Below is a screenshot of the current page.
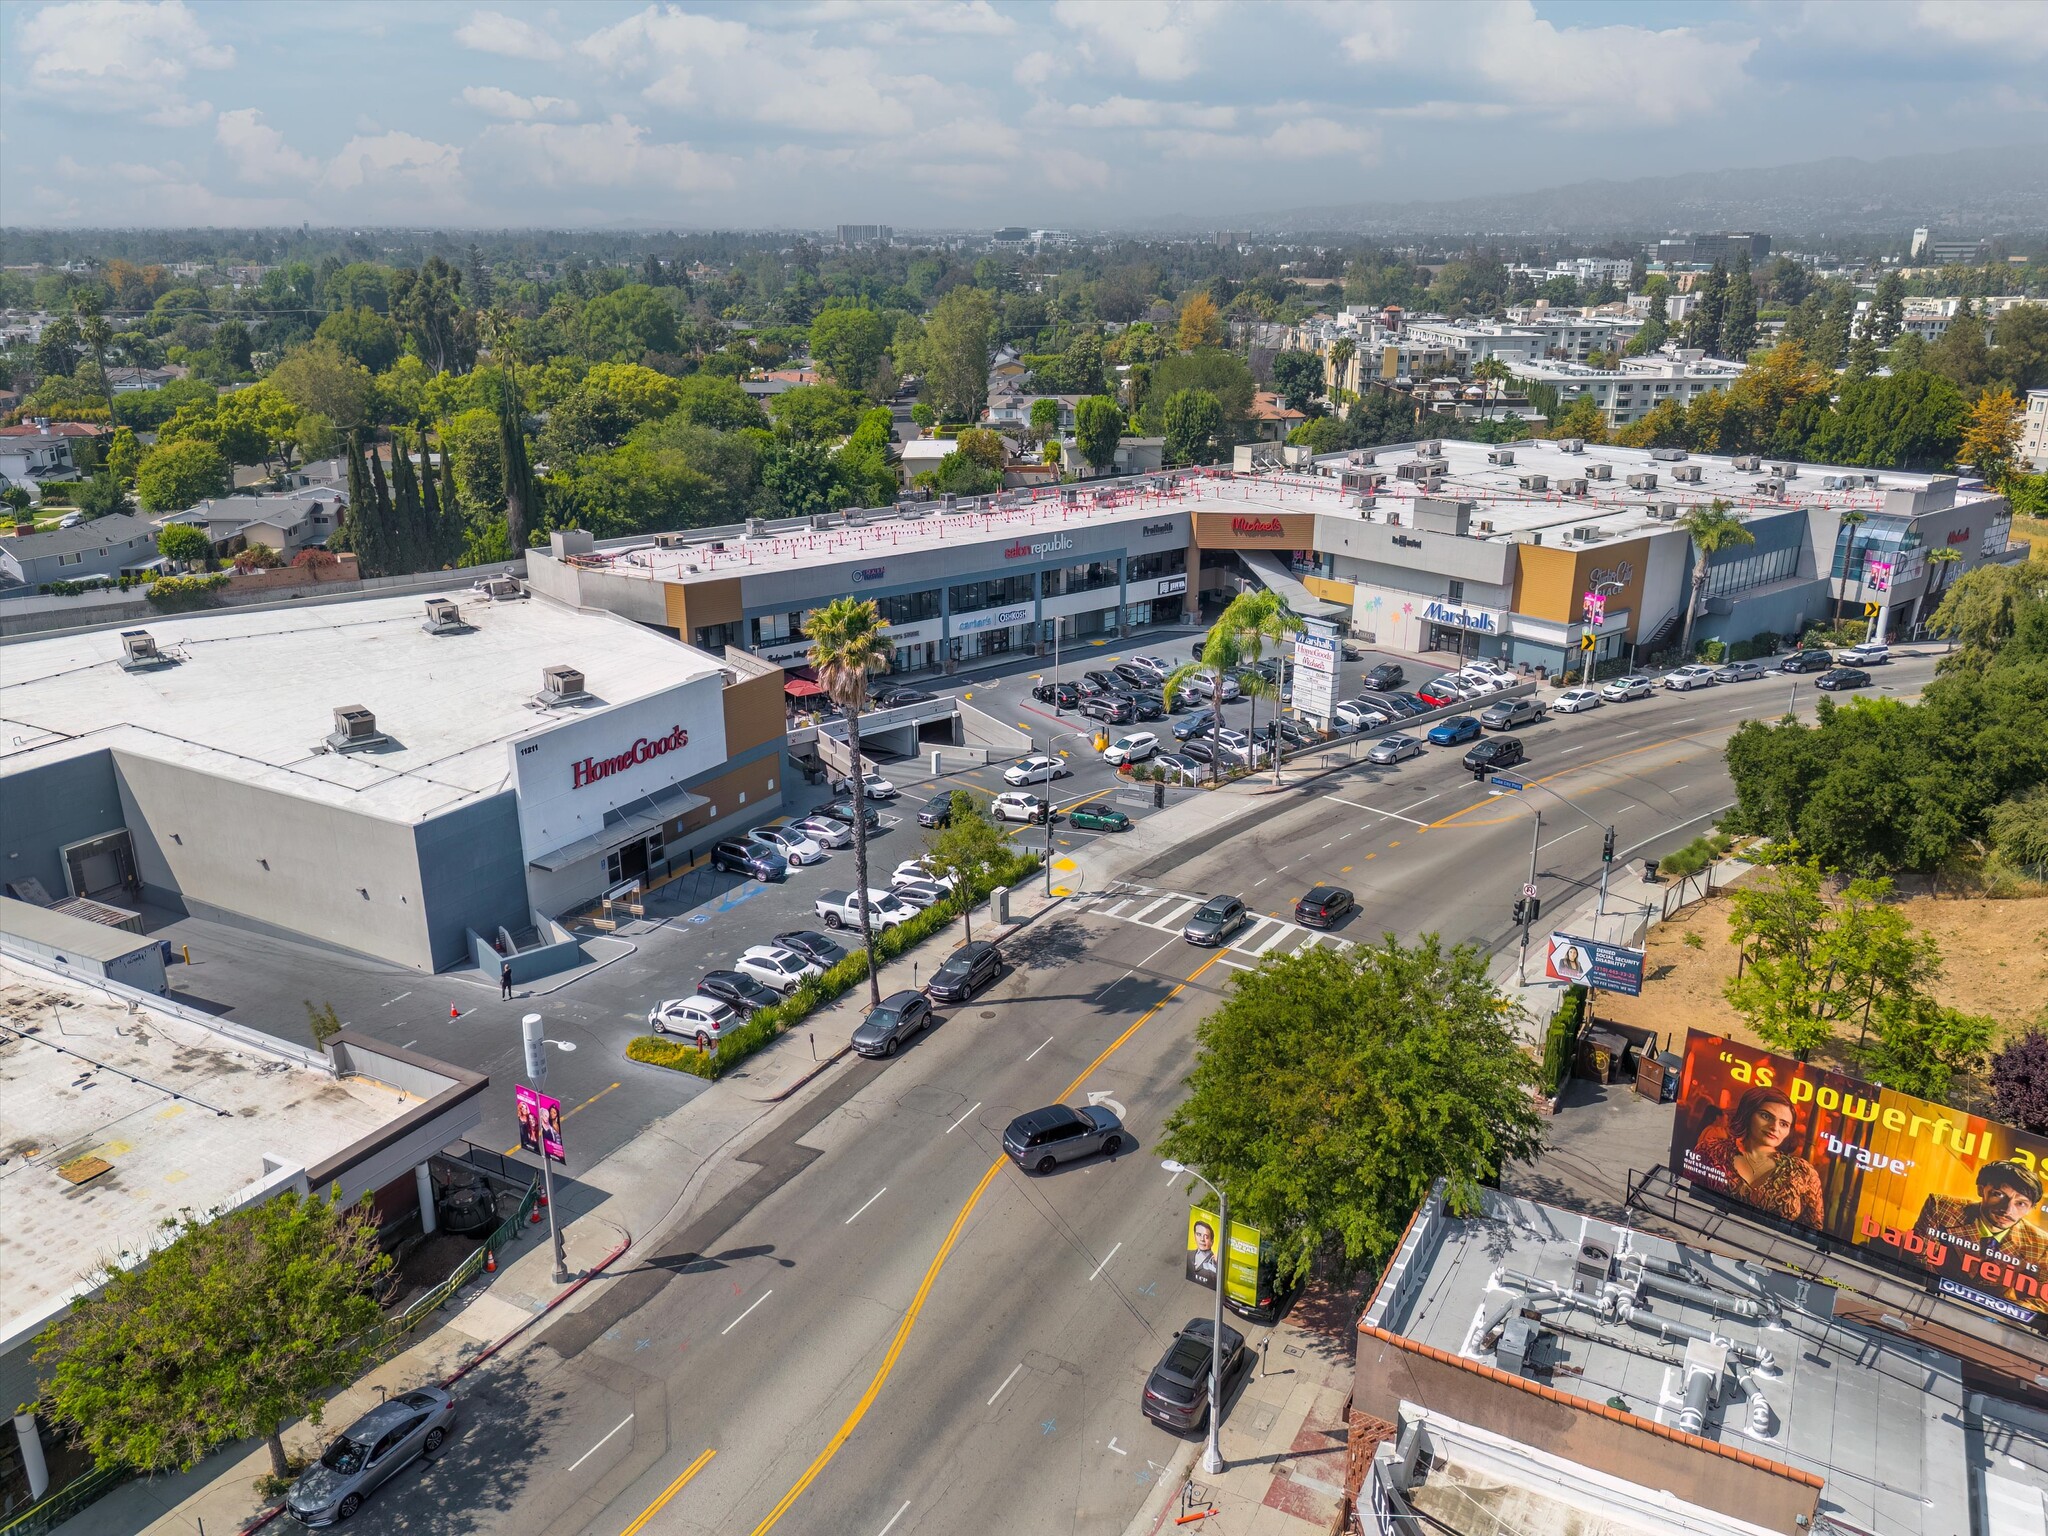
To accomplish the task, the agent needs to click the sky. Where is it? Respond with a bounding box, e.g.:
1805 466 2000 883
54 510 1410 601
2 0 2044 230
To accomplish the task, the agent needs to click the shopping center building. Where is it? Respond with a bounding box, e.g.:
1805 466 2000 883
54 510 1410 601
526 439 2016 684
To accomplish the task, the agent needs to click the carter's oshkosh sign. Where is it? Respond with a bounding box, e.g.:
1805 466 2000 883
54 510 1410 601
1004 533 1074 560
571 726 689 789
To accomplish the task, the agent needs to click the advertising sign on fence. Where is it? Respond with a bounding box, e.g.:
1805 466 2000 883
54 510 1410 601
1544 932 1646 995
516 1084 566 1164
1671 1030 2048 1332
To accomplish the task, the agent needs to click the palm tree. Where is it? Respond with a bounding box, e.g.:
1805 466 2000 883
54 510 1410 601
72 289 118 428
1328 339 1355 413
1471 356 1511 420
1834 509 1868 629
1162 622 1244 787
1676 500 1755 661
807 596 894 1007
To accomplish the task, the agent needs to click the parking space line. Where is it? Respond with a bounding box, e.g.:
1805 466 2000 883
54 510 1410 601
1026 1035 1054 1061
567 1413 634 1474
988 1363 1025 1406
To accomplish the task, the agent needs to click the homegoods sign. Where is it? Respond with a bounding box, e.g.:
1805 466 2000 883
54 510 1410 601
572 725 689 790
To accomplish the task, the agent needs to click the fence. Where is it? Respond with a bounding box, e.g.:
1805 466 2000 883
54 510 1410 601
0 1463 129 1536
376 1176 540 1349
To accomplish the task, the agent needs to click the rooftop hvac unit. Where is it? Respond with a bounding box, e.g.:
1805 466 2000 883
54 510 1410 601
1860 472 1880 488
1571 525 1603 543
422 597 465 634
1573 1234 1615 1296
118 629 171 670
1626 472 1659 491
1415 439 1443 456
1517 473 1548 492
326 704 388 753
539 665 589 706
1487 448 1516 466
1651 504 1681 521
1556 438 1585 454
1770 462 1800 479
1350 450 1377 466
1559 477 1588 497
1649 448 1689 462
1586 462 1613 481
1732 455 1762 472
1477 519 1495 533
1756 477 1787 497
1671 463 1704 483
654 532 690 549
1496 1315 1539 1378
472 575 525 601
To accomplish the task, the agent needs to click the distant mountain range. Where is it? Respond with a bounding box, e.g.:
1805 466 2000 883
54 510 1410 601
1247 147 2048 240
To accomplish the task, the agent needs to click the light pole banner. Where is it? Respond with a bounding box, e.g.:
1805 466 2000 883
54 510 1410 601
1186 1205 1261 1307
516 1084 566 1163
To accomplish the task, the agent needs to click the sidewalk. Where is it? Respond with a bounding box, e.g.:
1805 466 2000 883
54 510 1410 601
1121 1281 1359 1536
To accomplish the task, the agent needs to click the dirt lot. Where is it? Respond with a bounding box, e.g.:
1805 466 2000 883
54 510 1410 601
1595 874 2048 1059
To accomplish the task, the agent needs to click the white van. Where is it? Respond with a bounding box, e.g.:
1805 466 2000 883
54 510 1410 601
1103 731 1158 765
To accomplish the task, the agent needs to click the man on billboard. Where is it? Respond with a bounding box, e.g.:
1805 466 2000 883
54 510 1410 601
1916 1161 2048 1269
1685 1083 1825 1227
1187 1218 1220 1286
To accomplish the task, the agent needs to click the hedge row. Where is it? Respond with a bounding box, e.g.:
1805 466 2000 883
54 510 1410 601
146 573 230 610
1539 985 1586 1096
626 850 1044 1080
1656 830 1737 880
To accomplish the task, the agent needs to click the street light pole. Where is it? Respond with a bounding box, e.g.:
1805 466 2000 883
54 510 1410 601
1520 807 1541 983
521 1012 570 1285
1162 1159 1229 1475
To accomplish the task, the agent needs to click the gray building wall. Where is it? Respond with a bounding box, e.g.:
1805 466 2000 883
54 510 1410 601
1 749 125 898
414 792 530 972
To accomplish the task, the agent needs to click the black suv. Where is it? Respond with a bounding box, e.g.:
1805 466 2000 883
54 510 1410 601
1294 885 1354 928
710 838 786 880
927 940 1001 1001
1032 680 1081 710
773 930 847 970
917 792 956 828
819 799 881 828
1815 666 1871 691
1463 736 1526 773
697 969 782 1015
1081 694 1135 724
1142 1318 1251 1433
1363 663 1405 691
1778 649 1834 674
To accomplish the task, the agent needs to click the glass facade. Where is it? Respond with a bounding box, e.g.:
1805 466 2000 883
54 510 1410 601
875 589 941 625
1126 548 1186 583
1830 515 1919 582
1703 543 1800 597
1044 559 1121 596
948 573 1037 613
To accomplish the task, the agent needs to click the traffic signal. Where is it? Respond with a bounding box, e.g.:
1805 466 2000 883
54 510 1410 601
1580 633 1596 651
1526 894 1540 923
1512 897 1527 925
1602 828 1615 863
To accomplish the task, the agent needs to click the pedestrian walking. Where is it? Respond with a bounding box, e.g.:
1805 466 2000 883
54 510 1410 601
500 960 513 1000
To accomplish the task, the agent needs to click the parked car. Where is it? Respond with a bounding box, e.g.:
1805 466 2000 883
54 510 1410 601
646 994 741 1048
1130 654 1172 678
1841 641 1890 666
790 814 853 848
286 1388 456 1526
1031 680 1081 709
1479 698 1545 730
1463 736 1527 772
830 770 899 800
1362 662 1405 691
1815 666 1872 691
1005 754 1073 786
1211 728 1265 764
1663 664 1717 691
1141 1319 1250 1434
1103 731 1159 765
1080 694 1136 725
1274 717 1323 749
813 889 915 930
747 825 825 865
1382 693 1428 717
1600 674 1654 702
1333 699 1390 733
817 800 881 829
875 686 937 708
852 989 934 1057
891 878 951 910
1177 737 1217 764
1119 689 1166 721
1295 885 1354 928
991 791 1050 823
733 944 822 992
773 930 847 970
1552 686 1603 714
891 858 957 892
1083 669 1120 693
697 969 783 1015
1003 1103 1126 1173
1778 649 1834 674
1427 715 1482 745
1366 734 1423 765
1069 804 1132 832
1172 708 1221 741
1415 679 1464 707
917 791 956 828
1711 660 1768 683
927 939 1002 1002
1429 675 1482 700
1183 894 1250 946
1152 754 1203 784
1114 661 1155 689
711 838 787 882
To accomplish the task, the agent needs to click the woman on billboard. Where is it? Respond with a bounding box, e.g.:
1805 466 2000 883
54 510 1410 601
1690 1085 1824 1226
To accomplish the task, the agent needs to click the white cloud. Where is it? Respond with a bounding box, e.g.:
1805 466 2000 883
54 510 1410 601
1149 119 1380 163
469 114 736 194
1051 0 1213 82
1014 50 1061 88
453 8 563 61
17 0 232 121
1038 147 1113 192
215 107 320 183
1046 95 1239 130
460 85 578 120
215 108 461 207
327 131 462 193
799 0 1014 39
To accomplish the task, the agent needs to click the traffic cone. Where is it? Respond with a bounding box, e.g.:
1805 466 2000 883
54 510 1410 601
450 1003 460 1020
485 1248 496 1272
529 1204 542 1225
538 1186 549 1208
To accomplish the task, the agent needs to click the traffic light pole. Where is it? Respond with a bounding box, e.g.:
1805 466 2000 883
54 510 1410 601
1518 808 1541 983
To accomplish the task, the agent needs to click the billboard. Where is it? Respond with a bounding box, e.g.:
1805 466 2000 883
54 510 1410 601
1290 631 1338 722
1545 932 1645 996
1186 1206 1263 1310
1671 1030 2048 1331
516 1084 566 1164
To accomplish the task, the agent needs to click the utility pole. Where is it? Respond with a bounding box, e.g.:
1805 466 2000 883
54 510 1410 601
522 1012 570 1285
1162 1160 1229 1475
1519 809 1540 982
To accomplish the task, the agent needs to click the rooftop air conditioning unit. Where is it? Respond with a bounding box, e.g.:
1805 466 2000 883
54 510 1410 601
1572 525 1602 543
1560 477 1588 497
654 532 689 549
1556 438 1585 454
1732 455 1762 472
1770 462 1800 479
1626 472 1658 491
472 575 525 601
118 629 165 669
1586 462 1613 481
1518 473 1549 492
326 705 388 753
1756 477 1787 497
1477 519 1495 533
1487 448 1516 466
422 597 465 634
1350 450 1377 466
1671 463 1704 483
1416 439 1443 456
1860 473 1880 488
1650 448 1688 463
539 665 589 706
1651 504 1680 521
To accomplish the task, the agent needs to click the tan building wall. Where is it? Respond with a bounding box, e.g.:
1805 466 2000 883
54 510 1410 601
673 754 781 841
721 669 788 757
1194 511 1318 550
662 576 743 637
1512 535 1652 639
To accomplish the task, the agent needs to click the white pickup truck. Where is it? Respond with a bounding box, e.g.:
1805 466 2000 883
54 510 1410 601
814 889 915 931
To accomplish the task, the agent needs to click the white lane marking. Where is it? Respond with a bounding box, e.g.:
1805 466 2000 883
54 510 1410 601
1107 1436 1129 1457
1615 730 1642 738
567 1414 634 1473
1216 954 1256 970
1321 841 1334 850
1339 830 1354 839
988 1363 1025 1406
1539 826 1585 850
1089 1242 1123 1281
1248 921 1295 957
947 1102 982 1134
383 991 412 1006
401 1040 417 1049
1325 797 1428 826
1401 792 1442 810
845 1188 887 1225
876 1501 911 1536
1558 742 1590 754
1669 783 1692 793
1130 895 1179 923
722 1290 773 1335
1026 1035 1054 1061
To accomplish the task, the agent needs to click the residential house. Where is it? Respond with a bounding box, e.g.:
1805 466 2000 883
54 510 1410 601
988 345 1029 387
0 513 165 595
159 492 345 559
982 391 1078 433
0 432 77 491
1246 391 1306 442
1058 436 1165 478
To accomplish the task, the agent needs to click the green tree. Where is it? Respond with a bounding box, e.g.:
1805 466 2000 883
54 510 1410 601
1928 298 1992 392
1927 557 2048 665
1028 397 1061 438
1547 395 1609 444
1805 370 1966 473
155 522 213 566
953 426 1006 472
1156 936 1543 1287
1991 302 2048 394
1073 395 1123 473
767 384 866 443
1719 252 1758 358
1676 500 1754 660
909 401 937 433
1162 388 1224 466
674 373 764 431
807 597 894 1008
136 438 229 512
389 255 466 374
810 307 890 394
581 362 686 423
923 791 1008 943
922 451 1003 498
1990 786 2048 880
1270 350 1323 415
270 341 375 431
924 286 995 422
1470 356 1511 419
496 377 537 548
1142 349 1254 435
34 1189 390 1480
314 306 401 373
1863 996 1995 1101
105 425 142 485
1684 263 1727 352
1871 271 1906 346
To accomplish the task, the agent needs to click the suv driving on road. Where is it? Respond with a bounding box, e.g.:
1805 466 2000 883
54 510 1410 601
1463 736 1526 772
1002 1104 1126 1172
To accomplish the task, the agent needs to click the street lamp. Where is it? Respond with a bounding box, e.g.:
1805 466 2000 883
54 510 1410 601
1161 1158 1229 1475
1043 727 1090 895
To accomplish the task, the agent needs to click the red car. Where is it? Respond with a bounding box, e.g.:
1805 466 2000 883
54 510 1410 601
1416 681 1462 707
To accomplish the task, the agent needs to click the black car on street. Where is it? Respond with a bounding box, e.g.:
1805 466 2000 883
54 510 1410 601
926 940 1002 1002
1295 885 1354 928
1032 681 1082 710
1463 736 1526 773
1779 649 1834 674
852 990 934 1057
819 799 881 829
1815 666 1872 691
1141 1318 1251 1433
917 791 956 828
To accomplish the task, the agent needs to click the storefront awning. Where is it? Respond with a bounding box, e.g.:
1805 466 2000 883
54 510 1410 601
783 676 827 698
1236 550 1348 621
527 789 708 872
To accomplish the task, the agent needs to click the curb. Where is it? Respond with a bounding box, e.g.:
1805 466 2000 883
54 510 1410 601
762 1043 853 1103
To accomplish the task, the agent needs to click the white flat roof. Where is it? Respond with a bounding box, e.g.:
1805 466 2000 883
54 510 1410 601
0 589 725 823
0 955 413 1348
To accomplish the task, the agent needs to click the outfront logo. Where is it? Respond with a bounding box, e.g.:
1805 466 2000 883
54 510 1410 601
571 726 688 789
1230 516 1285 535
850 566 887 584
1003 533 1074 560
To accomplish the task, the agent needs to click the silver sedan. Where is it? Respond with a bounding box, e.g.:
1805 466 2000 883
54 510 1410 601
1367 734 1423 765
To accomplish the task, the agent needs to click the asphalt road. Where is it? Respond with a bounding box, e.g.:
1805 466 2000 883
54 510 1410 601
320 651 1947 1536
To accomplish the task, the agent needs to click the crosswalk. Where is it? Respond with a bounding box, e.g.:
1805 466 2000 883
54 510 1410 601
1067 886 1353 966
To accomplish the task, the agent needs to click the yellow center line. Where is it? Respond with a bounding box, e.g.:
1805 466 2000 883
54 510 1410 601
618 1447 716 1536
739 949 1225 1536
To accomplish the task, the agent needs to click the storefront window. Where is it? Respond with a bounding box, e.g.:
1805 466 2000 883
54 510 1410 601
1126 549 1186 582
1045 559 1120 596
875 588 941 625
948 574 1036 613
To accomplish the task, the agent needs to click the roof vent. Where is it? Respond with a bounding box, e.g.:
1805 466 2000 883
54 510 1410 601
1671 463 1704 483
1649 448 1688 462
422 597 467 634
1769 462 1800 479
1559 477 1588 497
1487 448 1516 466
1651 502 1681 521
1556 438 1585 454
471 575 525 601
1626 472 1659 491
1732 455 1762 472
1586 462 1613 481
1518 472 1548 492
1477 519 1495 533
326 705 389 753
1571 526 1602 543
118 629 172 670
1756 477 1787 497
653 532 689 550
1415 439 1443 456
539 665 589 706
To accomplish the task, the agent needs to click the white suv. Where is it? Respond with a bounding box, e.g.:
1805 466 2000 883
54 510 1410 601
733 945 820 993
1664 665 1717 691
1103 732 1158 765
647 995 740 1049
991 791 1048 823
